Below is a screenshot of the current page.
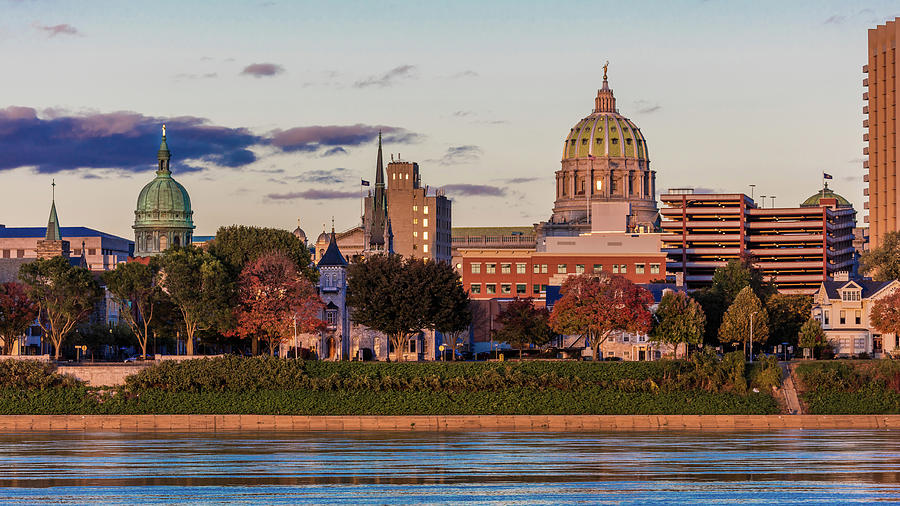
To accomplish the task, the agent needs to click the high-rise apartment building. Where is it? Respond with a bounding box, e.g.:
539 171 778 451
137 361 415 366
384 159 452 261
864 19 900 248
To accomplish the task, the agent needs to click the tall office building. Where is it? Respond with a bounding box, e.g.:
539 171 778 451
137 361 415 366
864 19 900 248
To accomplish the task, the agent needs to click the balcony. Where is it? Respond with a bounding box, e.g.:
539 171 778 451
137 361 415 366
864 201 870 209
863 147 869 155
863 159 869 168
864 133 869 141
864 188 869 196
863 106 868 114
863 92 869 101
863 119 869 128
863 78 869 87
863 65 868 73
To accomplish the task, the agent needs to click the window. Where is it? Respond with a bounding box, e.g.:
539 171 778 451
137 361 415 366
575 264 585 274
423 231 429 240
471 263 481 274
533 284 541 294
855 311 861 325
596 180 603 191
839 310 846 325
516 263 526 274
557 264 567 274
326 311 337 326
409 340 416 353
89 249 97 256
635 263 645 274
623 335 629 342
824 311 830 325
501 263 511 274
423 244 429 253
486 284 497 294
501 284 512 294
593 264 603 274
16 249 24 258
516 283 527 295
842 290 861 302
486 263 496 274
470 284 481 294
533 264 540 274
423 218 428 227
541 264 548 274
650 263 660 274
414 218 419 225
413 205 418 212
424 206 429 215
612 264 619 274
619 264 627 274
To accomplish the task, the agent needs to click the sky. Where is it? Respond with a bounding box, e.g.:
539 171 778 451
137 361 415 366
0 0 897 238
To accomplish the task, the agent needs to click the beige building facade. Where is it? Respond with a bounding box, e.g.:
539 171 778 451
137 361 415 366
811 276 900 357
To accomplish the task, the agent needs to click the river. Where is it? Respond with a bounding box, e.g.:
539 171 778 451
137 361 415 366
0 430 897 504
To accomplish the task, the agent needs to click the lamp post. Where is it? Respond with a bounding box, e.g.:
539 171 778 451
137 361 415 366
749 310 759 363
292 314 298 360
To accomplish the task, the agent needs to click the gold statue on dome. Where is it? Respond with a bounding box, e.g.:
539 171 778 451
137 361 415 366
603 61 609 80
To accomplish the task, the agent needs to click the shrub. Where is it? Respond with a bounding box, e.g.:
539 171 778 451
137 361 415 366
0 359 82 389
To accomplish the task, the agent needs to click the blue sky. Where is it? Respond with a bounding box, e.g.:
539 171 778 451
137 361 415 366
0 0 897 238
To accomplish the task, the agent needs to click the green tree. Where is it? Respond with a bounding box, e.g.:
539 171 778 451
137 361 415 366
347 255 464 362
0 282 38 355
798 317 826 358
493 298 553 359
428 261 472 361
651 291 706 358
694 256 775 344
860 231 900 281
102 260 162 359
549 274 654 362
718 286 769 359
766 294 813 347
208 225 316 282
18 257 102 360
157 246 232 355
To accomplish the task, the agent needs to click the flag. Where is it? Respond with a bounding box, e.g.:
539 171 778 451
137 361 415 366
361 179 370 186
823 172 833 180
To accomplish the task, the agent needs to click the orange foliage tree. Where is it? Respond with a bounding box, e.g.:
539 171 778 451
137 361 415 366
549 274 654 361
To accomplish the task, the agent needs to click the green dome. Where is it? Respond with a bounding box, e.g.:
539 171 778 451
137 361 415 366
562 78 649 161
134 172 194 228
801 185 852 208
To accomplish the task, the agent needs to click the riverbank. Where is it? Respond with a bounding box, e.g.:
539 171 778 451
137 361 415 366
3 414 900 431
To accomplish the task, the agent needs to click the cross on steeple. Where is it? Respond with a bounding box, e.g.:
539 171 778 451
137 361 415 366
51 178 56 201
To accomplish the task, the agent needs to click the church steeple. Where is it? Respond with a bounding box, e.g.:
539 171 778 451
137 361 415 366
374 131 385 211
157 124 171 176
45 179 61 241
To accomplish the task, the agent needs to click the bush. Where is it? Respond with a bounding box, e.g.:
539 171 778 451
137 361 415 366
0 359 82 389
796 360 900 414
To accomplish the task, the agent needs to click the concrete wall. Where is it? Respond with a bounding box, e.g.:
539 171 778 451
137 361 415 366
56 364 152 386
2 414 899 432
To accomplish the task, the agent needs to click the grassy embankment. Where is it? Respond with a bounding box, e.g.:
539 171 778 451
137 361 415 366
0 354 781 415
795 360 900 414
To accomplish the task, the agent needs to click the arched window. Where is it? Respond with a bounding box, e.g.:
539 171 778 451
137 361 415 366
173 235 180 247
159 235 168 251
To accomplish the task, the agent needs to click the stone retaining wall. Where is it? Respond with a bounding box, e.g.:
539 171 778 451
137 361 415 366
2 414 899 432
55 364 152 387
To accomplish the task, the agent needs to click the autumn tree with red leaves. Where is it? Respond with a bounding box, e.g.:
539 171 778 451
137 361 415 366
871 290 900 346
0 282 38 355
231 253 325 356
549 274 654 361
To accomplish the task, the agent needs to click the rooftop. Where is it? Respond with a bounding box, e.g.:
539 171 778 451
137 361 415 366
0 226 132 243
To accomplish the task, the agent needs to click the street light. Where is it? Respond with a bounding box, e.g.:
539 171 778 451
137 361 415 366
749 310 760 363
292 314 298 360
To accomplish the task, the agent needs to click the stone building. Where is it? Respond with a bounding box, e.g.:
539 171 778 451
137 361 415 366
315 227 351 360
536 66 659 238
313 134 451 263
133 126 195 256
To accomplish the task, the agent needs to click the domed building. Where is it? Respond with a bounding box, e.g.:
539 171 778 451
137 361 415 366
542 68 658 236
800 183 853 209
133 126 195 256
292 219 308 246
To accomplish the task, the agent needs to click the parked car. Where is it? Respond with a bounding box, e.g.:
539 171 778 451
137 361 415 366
124 354 154 363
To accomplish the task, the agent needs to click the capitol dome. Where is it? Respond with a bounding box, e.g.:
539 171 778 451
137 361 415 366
546 67 659 234
292 219 308 245
133 126 195 255
801 184 853 209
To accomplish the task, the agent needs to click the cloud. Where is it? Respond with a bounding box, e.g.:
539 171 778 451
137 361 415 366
354 65 416 88
441 184 505 197
450 70 478 79
453 110 475 118
271 124 420 152
322 146 348 157
503 177 540 184
33 23 80 37
294 168 351 184
267 189 358 201
175 72 218 80
634 100 661 114
437 145 482 165
240 63 285 78
0 106 261 174
823 15 846 24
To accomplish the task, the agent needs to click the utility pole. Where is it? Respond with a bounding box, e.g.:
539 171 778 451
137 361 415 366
749 310 759 363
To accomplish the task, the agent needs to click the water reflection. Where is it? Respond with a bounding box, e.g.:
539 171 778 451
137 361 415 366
0 430 897 504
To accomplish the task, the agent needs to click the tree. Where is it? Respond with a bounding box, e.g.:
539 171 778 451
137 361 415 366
860 231 900 281
718 286 768 358
651 291 706 358
798 318 826 357
157 246 232 355
208 225 316 282
18 257 102 360
347 255 463 362
766 294 813 347
102 260 162 359
493 298 552 359
428 259 472 361
230 253 325 356
694 256 775 344
871 290 900 344
0 282 38 355
549 274 654 362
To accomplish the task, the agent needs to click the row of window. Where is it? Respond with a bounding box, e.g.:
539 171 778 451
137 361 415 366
841 290 861 302
1 248 103 258
470 283 548 296
821 310 863 326
470 262 660 275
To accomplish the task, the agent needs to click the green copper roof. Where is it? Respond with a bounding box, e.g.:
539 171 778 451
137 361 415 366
45 199 61 241
562 113 648 161
134 128 194 230
801 185 853 208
